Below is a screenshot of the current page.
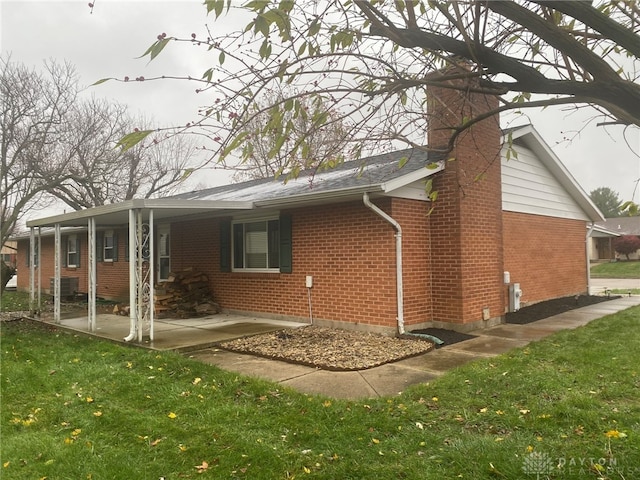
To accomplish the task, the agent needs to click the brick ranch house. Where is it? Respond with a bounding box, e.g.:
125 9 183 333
18 83 603 342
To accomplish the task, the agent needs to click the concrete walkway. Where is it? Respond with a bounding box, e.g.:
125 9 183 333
590 277 639 295
48 291 640 400
188 295 640 399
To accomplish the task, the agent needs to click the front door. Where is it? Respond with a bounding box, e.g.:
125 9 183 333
157 225 171 282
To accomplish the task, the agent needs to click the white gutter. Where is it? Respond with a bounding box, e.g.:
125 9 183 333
362 193 405 335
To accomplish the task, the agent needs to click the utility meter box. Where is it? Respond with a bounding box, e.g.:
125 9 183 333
508 283 522 312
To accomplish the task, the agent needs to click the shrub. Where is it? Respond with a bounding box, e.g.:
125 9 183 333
613 235 640 260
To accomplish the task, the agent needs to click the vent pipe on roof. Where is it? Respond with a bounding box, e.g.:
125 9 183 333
363 193 405 335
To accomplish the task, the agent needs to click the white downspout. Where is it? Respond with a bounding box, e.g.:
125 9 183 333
363 193 405 335
124 208 137 342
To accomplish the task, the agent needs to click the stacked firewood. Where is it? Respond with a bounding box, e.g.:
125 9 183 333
154 267 220 318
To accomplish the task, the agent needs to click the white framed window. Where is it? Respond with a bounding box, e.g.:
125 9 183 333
25 243 39 267
157 225 171 282
103 230 115 262
232 217 280 271
67 235 79 268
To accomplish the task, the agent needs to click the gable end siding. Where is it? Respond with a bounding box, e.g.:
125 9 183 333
501 145 589 221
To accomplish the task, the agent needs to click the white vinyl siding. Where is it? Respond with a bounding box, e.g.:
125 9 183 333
501 144 590 221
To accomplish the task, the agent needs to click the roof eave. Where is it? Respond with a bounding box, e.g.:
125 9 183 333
255 185 386 208
26 199 255 228
381 160 445 192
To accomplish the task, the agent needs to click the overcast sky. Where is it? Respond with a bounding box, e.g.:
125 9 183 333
2 0 639 204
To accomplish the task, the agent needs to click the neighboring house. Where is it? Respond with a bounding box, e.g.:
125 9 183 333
1 240 17 268
593 217 640 260
588 224 620 261
18 81 603 340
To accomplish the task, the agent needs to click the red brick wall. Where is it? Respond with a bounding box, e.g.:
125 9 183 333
503 212 588 305
16 230 130 301
171 198 433 330
95 231 129 300
426 74 505 325
390 198 433 327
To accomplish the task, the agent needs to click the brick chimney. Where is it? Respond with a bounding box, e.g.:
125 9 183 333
426 68 505 328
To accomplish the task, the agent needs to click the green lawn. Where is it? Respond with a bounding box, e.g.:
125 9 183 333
2 309 640 479
591 261 640 278
0 290 31 312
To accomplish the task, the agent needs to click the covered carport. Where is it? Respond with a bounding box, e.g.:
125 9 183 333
26 198 252 343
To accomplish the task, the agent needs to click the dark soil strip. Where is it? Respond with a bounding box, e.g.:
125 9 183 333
505 294 619 325
408 328 477 348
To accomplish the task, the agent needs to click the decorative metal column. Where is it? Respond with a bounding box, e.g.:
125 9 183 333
125 209 153 342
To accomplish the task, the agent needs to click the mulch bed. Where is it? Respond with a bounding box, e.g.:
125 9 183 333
505 294 619 325
409 294 621 346
218 326 435 371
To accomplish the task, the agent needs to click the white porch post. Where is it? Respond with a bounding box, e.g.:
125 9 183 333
37 228 42 312
54 224 61 324
88 217 97 332
29 228 36 314
136 208 144 343
149 209 155 341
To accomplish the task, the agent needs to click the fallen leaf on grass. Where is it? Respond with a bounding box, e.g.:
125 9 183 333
195 461 209 473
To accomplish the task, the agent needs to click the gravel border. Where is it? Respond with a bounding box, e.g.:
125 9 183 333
0 311 30 322
218 326 435 371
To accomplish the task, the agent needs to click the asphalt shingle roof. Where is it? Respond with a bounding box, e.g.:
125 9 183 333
596 217 640 235
173 148 440 202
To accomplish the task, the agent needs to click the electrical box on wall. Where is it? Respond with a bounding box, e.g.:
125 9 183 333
305 276 313 288
504 271 510 284
509 283 522 312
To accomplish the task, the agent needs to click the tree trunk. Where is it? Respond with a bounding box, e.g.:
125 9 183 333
1 260 16 295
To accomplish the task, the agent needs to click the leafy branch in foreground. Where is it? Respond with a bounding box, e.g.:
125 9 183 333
111 1 638 185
